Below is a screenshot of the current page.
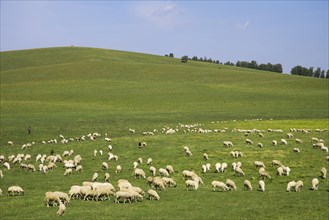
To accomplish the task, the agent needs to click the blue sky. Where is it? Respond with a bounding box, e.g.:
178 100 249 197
1 0 328 73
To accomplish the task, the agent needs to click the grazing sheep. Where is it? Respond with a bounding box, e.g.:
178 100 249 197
147 189 160 200
281 139 288 145
293 148 301 153
277 167 284 176
203 153 209 160
287 181 297 192
243 180 252 191
295 180 303 192
108 145 113 151
63 168 73 176
245 139 253 145
138 157 143 164
102 162 109 170
320 167 327 179
147 158 152 165
149 166 156 176
152 177 166 191
201 164 207 173
295 138 303 144
75 165 83 172
162 177 177 187
166 165 174 174
287 133 294 139
259 170 271 179
3 162 10 170
159 168 169 177
235 167 245 176
321 146 328 152
211 181 229 192
226 179 237 191
133 161 138 169
115 165 122 174
283 166 291 176
185 149 193 157
254 161 265 168
257 143 263 148
311 178 319 191
185 179 199 191
93 149 97 157
44 191 61 207
104 173 110 182
221 163 228 173
8 186 24 196
92 172 99 182
223 141 233 147
27 164 36 172
57 203 66 216
134 168 146 179
272 140 277 146
258 180 265 192
206 163 211 172
182 170 196 179
272 160 282 167
215 163 221 173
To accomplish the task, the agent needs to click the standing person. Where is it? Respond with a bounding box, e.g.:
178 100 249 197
28 126 31 134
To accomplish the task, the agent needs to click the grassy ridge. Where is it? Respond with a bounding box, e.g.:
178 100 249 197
0 47 328 219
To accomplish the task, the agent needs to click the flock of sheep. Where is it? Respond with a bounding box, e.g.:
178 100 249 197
1 123 328 217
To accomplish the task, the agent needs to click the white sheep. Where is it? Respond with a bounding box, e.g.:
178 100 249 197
272 160 282 167
162 177 177 187
159 168 170 177
226 179 237 191
235 167 245 176
295 138 303 144
257 142 263 148
295 180 303 192
277 167 284 176
311 178 319 190
93 149 97 157
293 148 301 153
287 133 294 139
243 180 252 191
215 163 221 173
3 162 10 170
63 168 73 176
283 166 291 176
281 139 288 145
321 146 328 152
259 170 271 179
166 165 174 174
185 149 193 157
108 145 113 151
75 165 83 172
258 180 265 192
133 161 138 169
115 165 122 174
104 173 110 182
138 157 143 164
134 168 146 179
211 181 229 191
287 181 297 192
147 158 152 165
201 164 207 173
56 203 66 216
149 166 156 176
102 162 109 170
147 189 160 200
245 139 253 145
272 140 277 146
221 163 228 173
223 141 233 147
254 161 265 168
320 167 327 179
185 179 199 191
92 172 98 182
8 186 24 196
44 191 61 207
203 153 209 160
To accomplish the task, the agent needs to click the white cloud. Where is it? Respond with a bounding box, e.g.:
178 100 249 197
236 20 251 31
132 2 184 29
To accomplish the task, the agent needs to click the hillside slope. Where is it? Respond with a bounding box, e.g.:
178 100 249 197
1 47 328 136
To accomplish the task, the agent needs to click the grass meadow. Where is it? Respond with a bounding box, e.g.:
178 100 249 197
0 47 328 219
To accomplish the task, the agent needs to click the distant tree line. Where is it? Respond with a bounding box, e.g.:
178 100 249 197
165 53 327 78
291 65 328 79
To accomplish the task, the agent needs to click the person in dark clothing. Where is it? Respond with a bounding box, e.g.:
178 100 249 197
28 127 31 134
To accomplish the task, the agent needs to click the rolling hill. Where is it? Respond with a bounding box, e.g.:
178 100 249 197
0 47 328 220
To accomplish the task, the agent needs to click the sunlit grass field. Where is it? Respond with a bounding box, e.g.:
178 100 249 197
0 47 328 219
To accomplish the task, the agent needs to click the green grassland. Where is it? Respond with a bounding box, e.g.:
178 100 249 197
0 47 328 219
